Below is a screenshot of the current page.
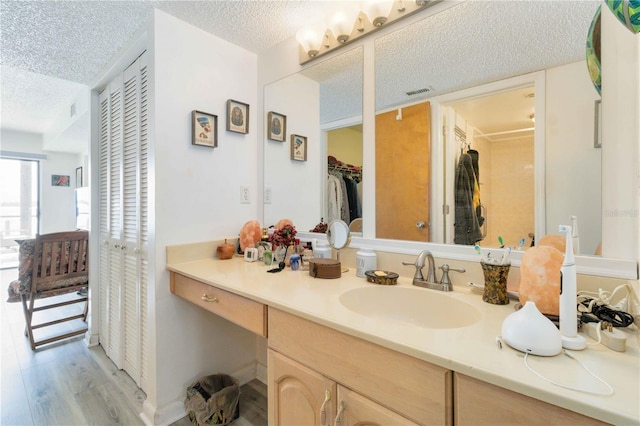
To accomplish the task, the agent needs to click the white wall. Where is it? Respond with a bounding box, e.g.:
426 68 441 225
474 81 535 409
545 61 601 255
264 73 321 230
149 9 260 422
1 128 82 233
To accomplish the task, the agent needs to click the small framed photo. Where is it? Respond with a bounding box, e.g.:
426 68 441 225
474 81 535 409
76 167 83 188
192 110 218 147
267 111 286 142
52 175 70 187
290 134 307 162
226 99 249 134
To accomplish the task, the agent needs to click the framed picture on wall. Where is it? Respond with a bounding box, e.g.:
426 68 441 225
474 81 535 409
76 167 83 187
52 175 70 187
267 111 286 142
192 110 218 147
290 134 307 162
226 99 249 134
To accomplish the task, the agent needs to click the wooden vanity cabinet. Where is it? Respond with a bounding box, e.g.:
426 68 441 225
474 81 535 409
453 373 609 425
268 307 452 425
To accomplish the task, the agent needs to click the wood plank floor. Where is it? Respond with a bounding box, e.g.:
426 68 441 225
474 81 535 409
1 268 267 426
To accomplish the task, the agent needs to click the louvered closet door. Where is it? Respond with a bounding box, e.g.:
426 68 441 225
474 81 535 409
98 52 149 389
98 89 113 357
107 76 124 368
122 59 141 381
138 54 150 391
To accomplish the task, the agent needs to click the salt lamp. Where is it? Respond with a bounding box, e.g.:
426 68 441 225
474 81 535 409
239 221 261 252
518 245 563 316
538 234 566 253
274 218 293 229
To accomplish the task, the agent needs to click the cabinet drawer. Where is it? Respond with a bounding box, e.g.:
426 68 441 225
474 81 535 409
454 373 609 425
269 307 452 425
170 272 267 337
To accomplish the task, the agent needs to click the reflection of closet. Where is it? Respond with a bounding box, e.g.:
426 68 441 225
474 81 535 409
327 125 363 225
98 51 150 391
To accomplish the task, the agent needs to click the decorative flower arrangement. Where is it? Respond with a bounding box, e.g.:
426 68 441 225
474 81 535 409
309 219 328 233
269 224 297 248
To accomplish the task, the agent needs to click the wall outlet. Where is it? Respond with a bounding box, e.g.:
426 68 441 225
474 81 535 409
240 185 250 204
264 187 272 204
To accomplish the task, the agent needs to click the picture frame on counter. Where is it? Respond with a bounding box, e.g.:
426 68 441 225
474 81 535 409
192 110 218 148
226 99 249 134
267 111 286 142
291 134 307 162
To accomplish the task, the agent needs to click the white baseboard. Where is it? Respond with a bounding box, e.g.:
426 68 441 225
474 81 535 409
141 399 185 426
256 361 267 384
84 332 99 347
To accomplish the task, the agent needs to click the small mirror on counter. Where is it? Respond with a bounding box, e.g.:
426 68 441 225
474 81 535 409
327 220 351 272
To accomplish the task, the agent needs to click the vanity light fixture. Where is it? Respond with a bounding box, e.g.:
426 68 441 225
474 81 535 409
297 0 437 64
364 0 395 27
328 6 361 43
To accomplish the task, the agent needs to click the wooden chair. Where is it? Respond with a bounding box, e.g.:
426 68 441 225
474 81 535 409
20 231 89 350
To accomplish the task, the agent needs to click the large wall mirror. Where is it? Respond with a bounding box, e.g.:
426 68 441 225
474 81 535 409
373 0 602 255
263 0 637 276
264 46 363 231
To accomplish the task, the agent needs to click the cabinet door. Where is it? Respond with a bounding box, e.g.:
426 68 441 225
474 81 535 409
269 350 336 426
335 385 419 426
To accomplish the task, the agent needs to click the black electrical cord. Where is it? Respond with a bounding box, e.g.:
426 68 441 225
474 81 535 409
579 298 634 328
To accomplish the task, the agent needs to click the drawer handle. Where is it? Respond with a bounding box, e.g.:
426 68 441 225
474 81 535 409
201 294 218 303
320 389 331 425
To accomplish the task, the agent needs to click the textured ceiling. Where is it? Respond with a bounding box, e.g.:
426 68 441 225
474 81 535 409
0 0 600 150
0 0 348 145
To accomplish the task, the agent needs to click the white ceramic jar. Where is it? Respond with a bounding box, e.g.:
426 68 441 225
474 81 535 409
313 240 332 259
356 248 377 278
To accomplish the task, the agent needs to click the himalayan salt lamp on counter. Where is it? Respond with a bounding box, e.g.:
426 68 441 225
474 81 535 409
239 220 262 253
518 245 563 316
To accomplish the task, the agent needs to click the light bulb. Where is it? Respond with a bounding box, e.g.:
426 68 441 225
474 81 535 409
296 24 325 57
328 6 360 43
363 0 394 27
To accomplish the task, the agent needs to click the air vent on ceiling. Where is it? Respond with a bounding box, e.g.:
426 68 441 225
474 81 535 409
406 86 434 97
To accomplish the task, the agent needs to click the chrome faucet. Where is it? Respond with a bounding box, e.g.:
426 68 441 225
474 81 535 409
402 250 465 291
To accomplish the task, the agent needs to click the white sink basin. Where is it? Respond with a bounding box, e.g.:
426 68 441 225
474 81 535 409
339 286 482 329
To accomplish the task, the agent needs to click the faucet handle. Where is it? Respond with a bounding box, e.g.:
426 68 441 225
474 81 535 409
438 264 465 286
402 260 424 280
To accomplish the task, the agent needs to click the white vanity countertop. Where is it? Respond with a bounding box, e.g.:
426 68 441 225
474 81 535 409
167 256 640 424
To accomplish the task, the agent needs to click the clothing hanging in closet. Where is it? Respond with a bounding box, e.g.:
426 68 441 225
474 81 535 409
454 151 484 245
327 160 362 224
